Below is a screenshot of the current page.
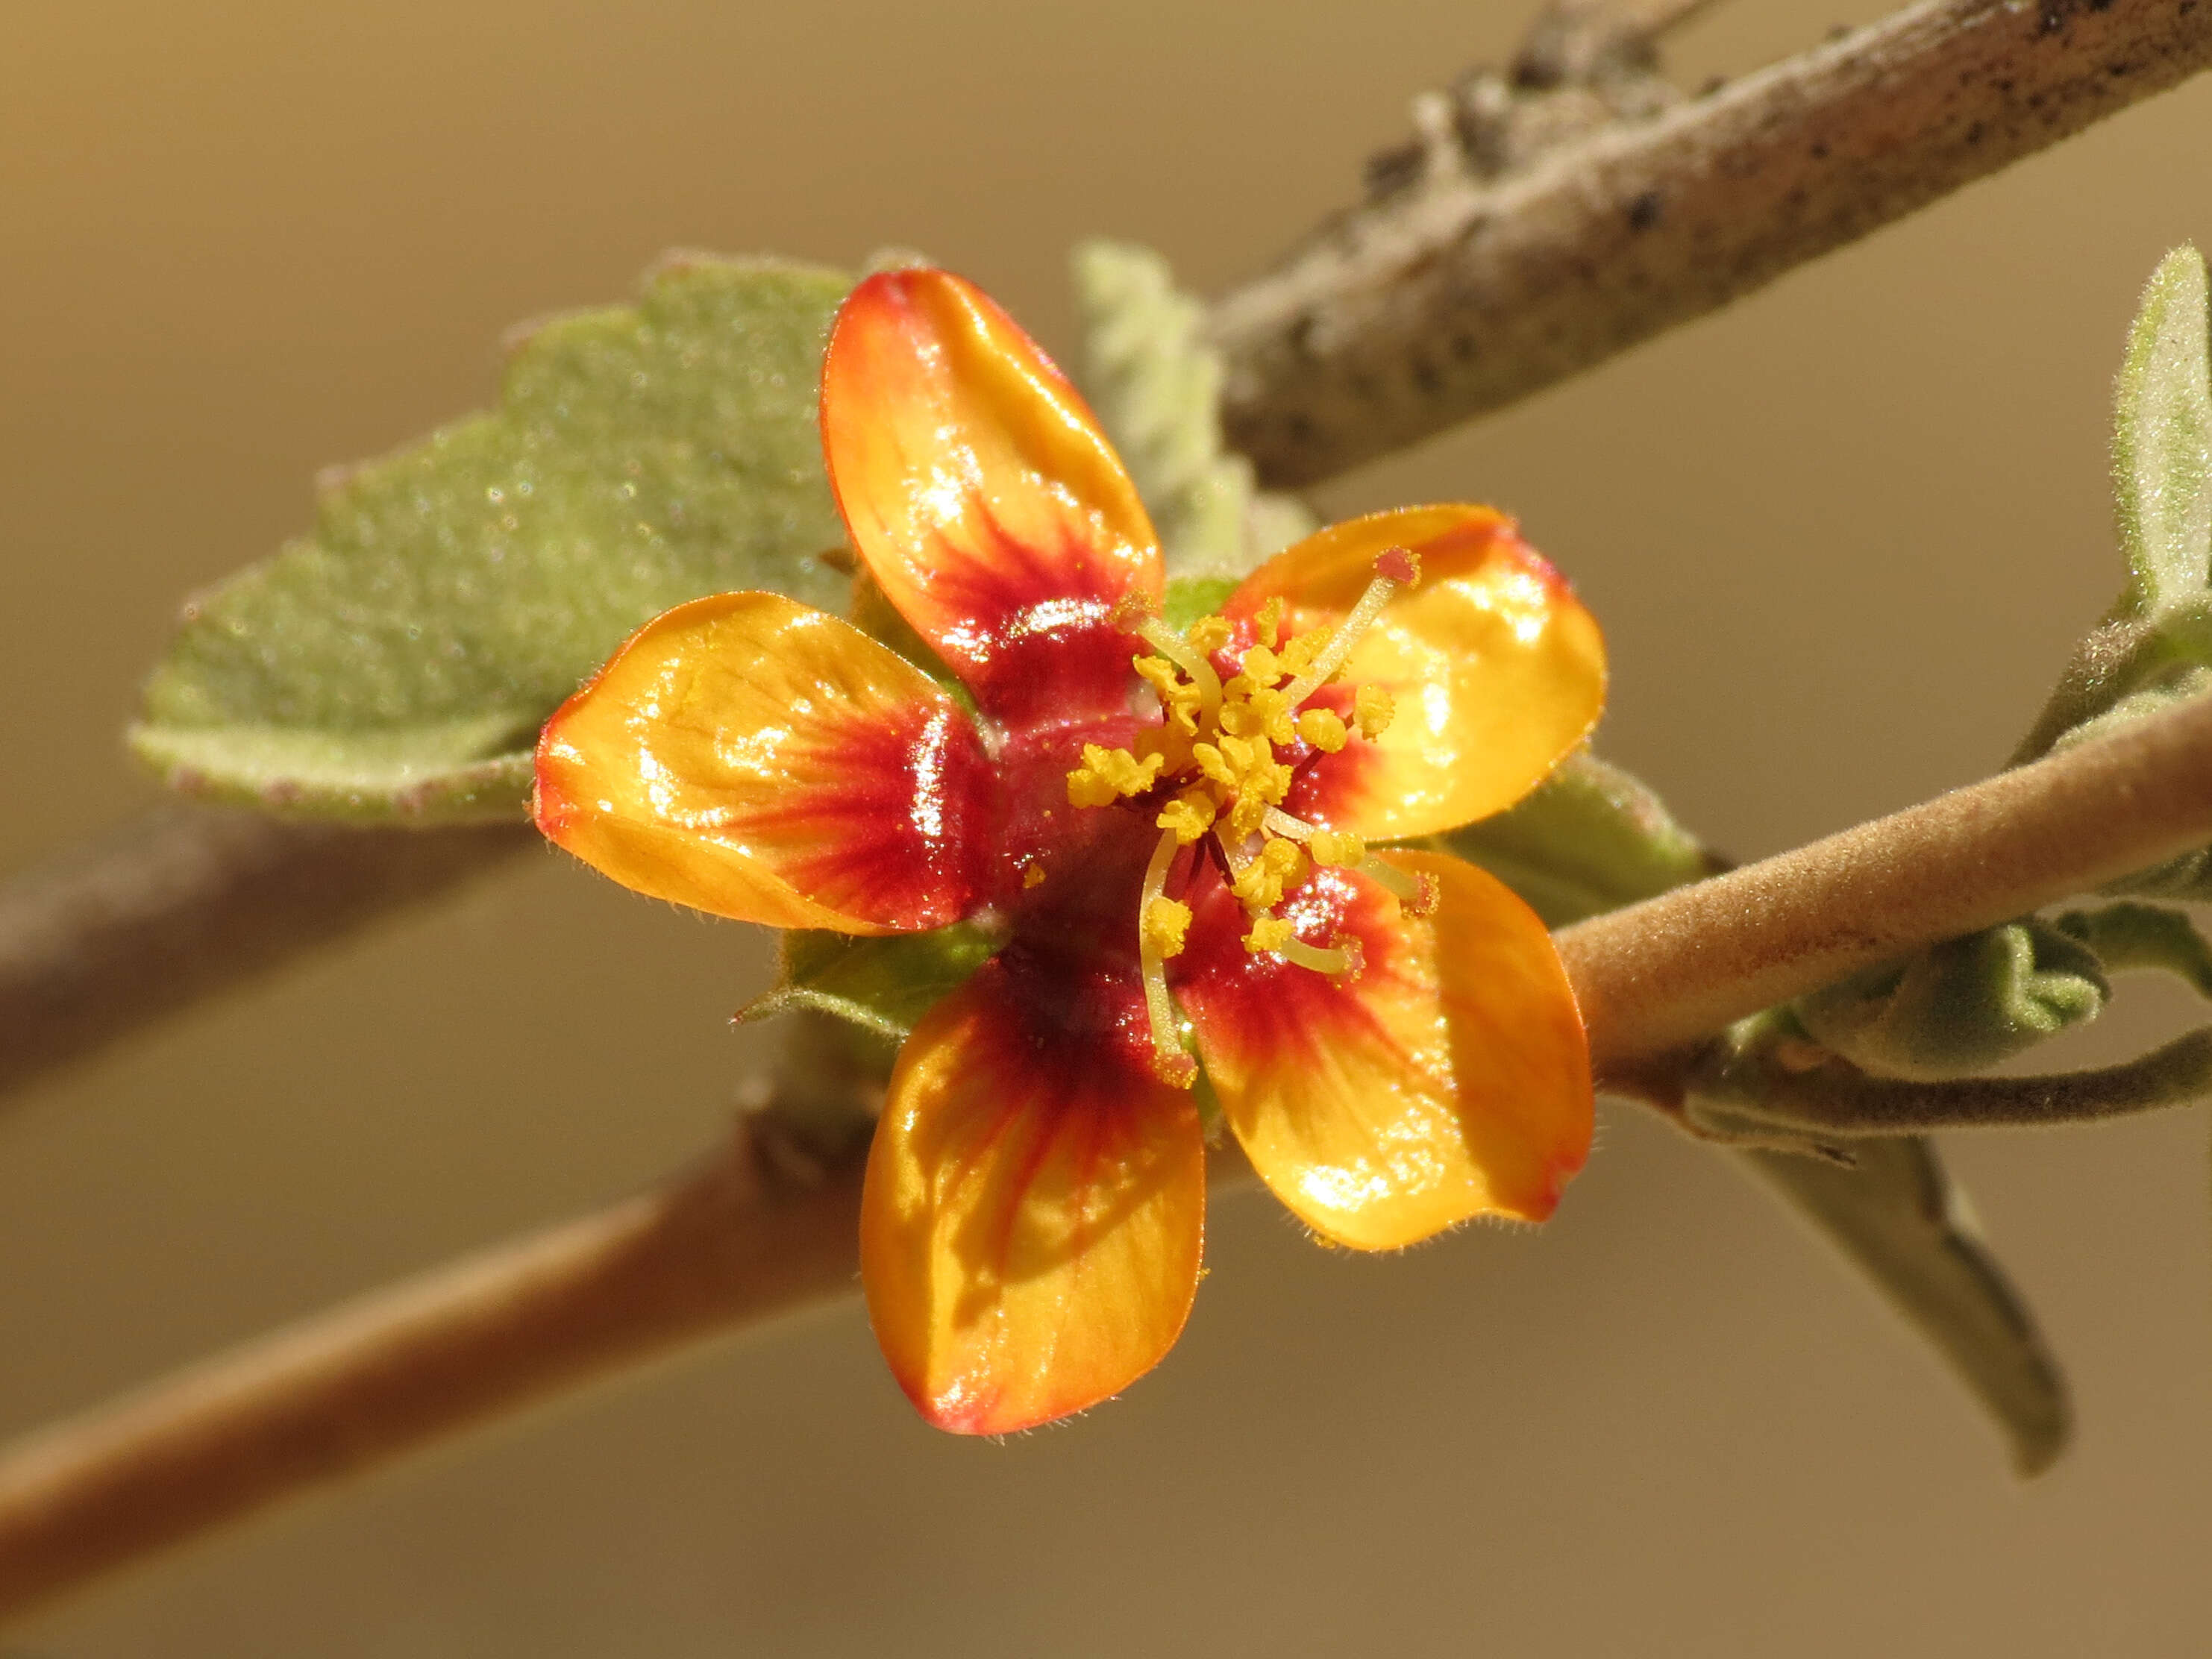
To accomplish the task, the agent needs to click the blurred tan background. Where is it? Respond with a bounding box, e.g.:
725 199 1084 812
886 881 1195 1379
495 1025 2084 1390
6 0 2212 1651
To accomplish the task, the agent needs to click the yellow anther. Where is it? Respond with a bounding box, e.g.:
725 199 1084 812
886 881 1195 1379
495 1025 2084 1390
1298 707 1349 753
1192 741 1235 790
1133 723 1195 776
1217 733 1258 777
1354 684 1396 738
1156 790 1217 844
1187 615 1232 654
1021 863 1046 889
1231 836 1307 909
1277 629 1323 675
1065 743 1162 808
1226 793 1270 842
1132 655 1200 733
1143 897 1192 959
1066 768 1120 809
1221 686 1295 745
1255 596 1286 650
1238 645 1285 689
1309 829 1368 868
1243 915 1294 954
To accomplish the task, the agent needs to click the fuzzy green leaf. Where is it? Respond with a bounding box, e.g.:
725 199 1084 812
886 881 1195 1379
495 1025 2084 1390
131 254 853 822
2114 244 2212 618
1072 240 1315 581
740 925 1002 1044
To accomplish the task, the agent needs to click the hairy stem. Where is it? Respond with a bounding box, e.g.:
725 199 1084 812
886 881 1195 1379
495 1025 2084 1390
1712 1024 2212 1133
1555 691 2212 1075
1212 0 2212 486
0 1109 868 1620
4 692 2212 1617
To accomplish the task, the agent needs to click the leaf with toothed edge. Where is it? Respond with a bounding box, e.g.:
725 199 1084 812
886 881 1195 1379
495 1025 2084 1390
1072 239 1316 580
130 254 854 822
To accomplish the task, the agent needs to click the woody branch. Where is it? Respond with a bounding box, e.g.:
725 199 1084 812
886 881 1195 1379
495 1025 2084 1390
1212 0 2212 484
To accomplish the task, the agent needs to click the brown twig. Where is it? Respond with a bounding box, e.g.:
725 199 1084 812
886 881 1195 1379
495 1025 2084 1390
1212 0 2212 486
4 692 2212 1619
0 806 533 1104
0 1111 869 1620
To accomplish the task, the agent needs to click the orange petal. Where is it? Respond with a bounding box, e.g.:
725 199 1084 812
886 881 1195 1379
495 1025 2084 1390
534 592 989 933
862 956 1206 1433
1230 505 1605 841
1175 850 1591 1249
823 268 1163 731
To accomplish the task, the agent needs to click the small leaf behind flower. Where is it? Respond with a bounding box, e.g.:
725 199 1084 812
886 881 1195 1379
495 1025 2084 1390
2114 243 2212 618
1441 749 1720 926
131 254 853 822
742 924 1003 1044
1072 241 1315 580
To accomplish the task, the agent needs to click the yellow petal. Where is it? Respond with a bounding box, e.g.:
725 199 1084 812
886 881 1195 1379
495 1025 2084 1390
1235 505 1606 841
534 592 988 933
862 958 1206 1433
823 268 1163 730
1177 850 1591 1248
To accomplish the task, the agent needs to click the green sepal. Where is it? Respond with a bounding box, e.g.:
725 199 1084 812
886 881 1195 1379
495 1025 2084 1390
1792 921 2108 1082
1072 240 1316 581
131 254 854 823
1439 750 1720 927
739 923 1003 1044
2114 243 2212 619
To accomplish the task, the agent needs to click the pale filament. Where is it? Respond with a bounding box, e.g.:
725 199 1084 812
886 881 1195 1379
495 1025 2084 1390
1276 556 1412 709
1281 937 1359 976
1134 615 1222 727
1138 827 1197 1088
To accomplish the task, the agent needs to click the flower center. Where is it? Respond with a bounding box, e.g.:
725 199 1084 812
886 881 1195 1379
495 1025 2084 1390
1064 548 1438 1085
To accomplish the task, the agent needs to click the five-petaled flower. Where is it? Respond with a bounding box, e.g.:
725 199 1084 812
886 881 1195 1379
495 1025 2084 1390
533 267 1607 1434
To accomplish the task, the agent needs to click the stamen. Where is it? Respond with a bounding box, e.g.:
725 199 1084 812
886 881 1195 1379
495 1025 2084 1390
1282 935 1362 978
1353 684 1396 739
1138 828 1197 1088
1254 596 1285 650
1278 548 1419 708
1359 854 1438 915
1268 809 1436 914
1296 707 1348 753
1214 827 1253 880
1156 788 1217 844
1065 743 1164 807
1134 616 1222 728
1229 837 1306 910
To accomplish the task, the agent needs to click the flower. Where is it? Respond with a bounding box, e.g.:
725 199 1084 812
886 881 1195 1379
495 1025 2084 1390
532 267 1607 1434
